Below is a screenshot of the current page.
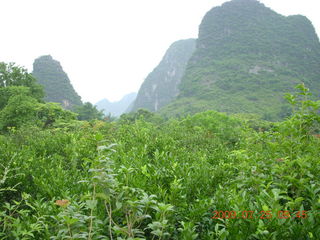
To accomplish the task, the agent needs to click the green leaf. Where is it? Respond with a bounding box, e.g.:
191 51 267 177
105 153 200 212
116 201 122 210
63 216 79 225
86 200 98 210
96 192 110 201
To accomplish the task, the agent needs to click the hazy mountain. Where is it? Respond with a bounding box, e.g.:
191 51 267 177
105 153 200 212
32 55 82 109
130 39 196 112
96 92 137 117
160 0 320 120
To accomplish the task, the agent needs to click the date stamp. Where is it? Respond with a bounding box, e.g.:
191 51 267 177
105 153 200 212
212 210 308 220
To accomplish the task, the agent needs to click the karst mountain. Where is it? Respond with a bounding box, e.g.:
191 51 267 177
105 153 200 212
132 0 320 120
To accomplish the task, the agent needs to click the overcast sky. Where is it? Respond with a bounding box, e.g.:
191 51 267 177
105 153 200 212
1 0 319 103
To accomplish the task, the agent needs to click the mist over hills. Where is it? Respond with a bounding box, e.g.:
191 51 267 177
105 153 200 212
95 92 137 117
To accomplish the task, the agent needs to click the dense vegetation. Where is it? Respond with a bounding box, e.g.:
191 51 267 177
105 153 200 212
0 61 319 239
161 0 320 120
131 39 196 112
0 62 77 131
32 55 82 109
1 1 320 238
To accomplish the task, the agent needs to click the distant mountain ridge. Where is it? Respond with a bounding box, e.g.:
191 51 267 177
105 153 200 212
158 0 320 120
130 39 196 112
95 92 137 117
32 55 82 109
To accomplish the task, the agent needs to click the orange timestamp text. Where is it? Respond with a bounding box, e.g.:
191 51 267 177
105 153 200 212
212 210 308 220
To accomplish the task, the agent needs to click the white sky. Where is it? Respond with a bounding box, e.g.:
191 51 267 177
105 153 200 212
0 0 319 103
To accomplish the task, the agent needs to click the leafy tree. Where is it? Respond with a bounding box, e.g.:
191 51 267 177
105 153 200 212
0 62 78 131
119 108 164 124
0 62 44 101
0 86 31 110
0 95 76 131
0 95 39 130
74 102 104 121
37 102 77 128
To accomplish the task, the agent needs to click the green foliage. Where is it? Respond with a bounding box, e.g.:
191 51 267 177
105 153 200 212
0 86 32 110
0 95 39 130
0 95 76 131
120 109 164 124
37 102 77 128
0 62 77 131
0 85 319 239
74 102 104 121
0 62 44 101
232 113 275 131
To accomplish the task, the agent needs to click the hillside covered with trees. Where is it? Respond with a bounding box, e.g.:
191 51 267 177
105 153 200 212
132 0 320 121
32 55 83 109
0 0 320 239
